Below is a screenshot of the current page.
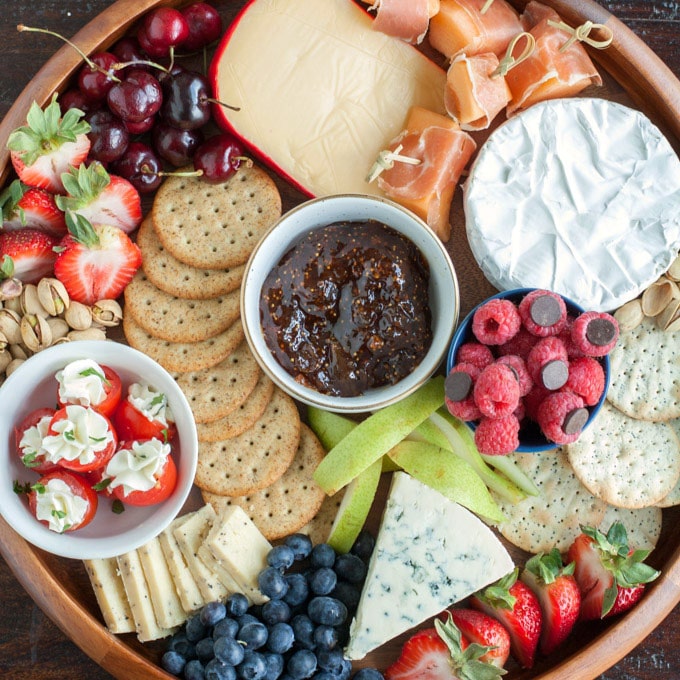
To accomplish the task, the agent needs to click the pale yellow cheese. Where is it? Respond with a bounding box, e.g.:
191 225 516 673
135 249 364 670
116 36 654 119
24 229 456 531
83 558 135 635
204 505 272 599
174 505 231 603
117 550 177 642
138 537 187 629
159 514 205 613
213 0 446 197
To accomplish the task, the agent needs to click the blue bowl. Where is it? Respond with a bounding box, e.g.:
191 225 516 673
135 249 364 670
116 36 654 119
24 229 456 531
446 288 611 453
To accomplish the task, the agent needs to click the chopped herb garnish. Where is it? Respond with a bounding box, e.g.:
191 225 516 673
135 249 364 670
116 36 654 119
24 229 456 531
21 452 38 468
31 482 46 494
112 500 125 514
93 478 112 491
64 429 76 442
78 366 110 386
52 509 67 520
13 480 32 494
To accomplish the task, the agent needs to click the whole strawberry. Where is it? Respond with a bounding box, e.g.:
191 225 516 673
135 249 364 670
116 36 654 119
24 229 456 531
385 613 506 680
54 212 142 305
470 568 542 669
567 522 660 621
520 549 581 655
444 608 510 668
0 228 58 283
0 179 66 236
6 94 90 194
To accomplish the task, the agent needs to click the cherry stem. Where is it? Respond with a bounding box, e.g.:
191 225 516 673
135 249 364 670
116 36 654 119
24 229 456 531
141 164 204 178
112 59 170 74
17 24 121 83
201 96 241 112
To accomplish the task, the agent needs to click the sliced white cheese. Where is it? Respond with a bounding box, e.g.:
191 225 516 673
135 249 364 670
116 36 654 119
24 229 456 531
344 471 514 660
117 550 178 642
174 504 231 603
159 513 205 613
212 0 446 197
138 536 187 629
464 97 680 312
83 557 135 635
204 504 271 604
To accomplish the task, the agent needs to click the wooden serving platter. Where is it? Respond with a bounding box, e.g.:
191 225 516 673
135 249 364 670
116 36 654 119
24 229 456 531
1 1 680 679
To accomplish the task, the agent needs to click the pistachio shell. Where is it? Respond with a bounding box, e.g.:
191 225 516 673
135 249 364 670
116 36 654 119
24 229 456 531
64 301 93 331
0 331 7 352
3 296 22 315
0 349 11 374
642 277 680 317
46 317 70 342
667 254 680 282
0 277 22 302
5 358 25 377
614 298 645 333
37 278 70 316
0 309 22 345
10 343 29 360
20 284 49 318
67 328 107 342
21 314 53 352
92 299 123 328
656 298 680 331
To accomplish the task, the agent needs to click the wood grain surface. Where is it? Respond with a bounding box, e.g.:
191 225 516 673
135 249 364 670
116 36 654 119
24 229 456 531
1 1 680 679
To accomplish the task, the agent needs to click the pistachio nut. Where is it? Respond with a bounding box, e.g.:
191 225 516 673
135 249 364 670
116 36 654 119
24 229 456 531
92 299 123 328
21 314 53 352
0 309 22 345
5 358 25 377
64 301 93 331
20 284 48 318
10 343 29 360
0 277 22 302
67 328 107 342
614 298 645 333
46 317 70 343
37 277 70 316
0 349 11 374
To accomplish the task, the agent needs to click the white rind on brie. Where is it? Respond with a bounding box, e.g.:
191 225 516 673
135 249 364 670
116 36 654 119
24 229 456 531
464 97 680 312
344 472 514 660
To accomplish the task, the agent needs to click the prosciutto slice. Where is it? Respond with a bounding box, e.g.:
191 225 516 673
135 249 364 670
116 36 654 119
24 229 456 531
370 0 437 44
505 1 602 115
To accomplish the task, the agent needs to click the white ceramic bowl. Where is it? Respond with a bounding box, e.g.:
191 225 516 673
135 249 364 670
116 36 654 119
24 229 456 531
0 340 197 560
241 194 459 413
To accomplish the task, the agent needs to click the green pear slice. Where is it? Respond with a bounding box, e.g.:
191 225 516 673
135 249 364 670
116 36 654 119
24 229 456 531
307 407 357 450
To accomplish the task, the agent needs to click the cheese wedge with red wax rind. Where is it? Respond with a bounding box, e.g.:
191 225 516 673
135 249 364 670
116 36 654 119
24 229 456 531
210 0 446 198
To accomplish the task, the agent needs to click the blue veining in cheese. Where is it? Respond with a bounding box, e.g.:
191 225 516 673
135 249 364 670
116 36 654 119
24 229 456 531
344 472 514 660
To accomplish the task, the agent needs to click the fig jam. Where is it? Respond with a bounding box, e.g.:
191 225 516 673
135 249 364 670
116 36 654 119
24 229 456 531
259 220 432 397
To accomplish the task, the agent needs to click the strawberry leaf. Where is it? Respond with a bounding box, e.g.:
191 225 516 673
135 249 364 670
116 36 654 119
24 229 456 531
475 569 518 610
0 179 27 223
601 584 619 617
57 161 111 211
65 211 100 248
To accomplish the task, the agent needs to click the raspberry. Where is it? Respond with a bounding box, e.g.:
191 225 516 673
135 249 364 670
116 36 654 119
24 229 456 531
474 414 520 455
523 384 551 422
471 298 521 345
456 342 494 370
473 363 520 419
526 336 569 390
558 316 585 358
536 391 588 445
496 327 536 360
445 362 482 421
565 356 605 406
496 354 533 397
518 289 568 337
570 311 619 357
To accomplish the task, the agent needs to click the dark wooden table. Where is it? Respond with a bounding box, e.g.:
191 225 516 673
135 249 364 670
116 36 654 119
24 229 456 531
1 1 680 678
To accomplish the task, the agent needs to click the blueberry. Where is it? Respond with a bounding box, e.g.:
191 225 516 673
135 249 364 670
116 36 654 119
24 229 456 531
239 621 269 650
205 659 238 680
315 673 339 680
261 599 291 625
238 650 268 680
196 636 217 663
262 652 285 680
286 649 318 680
267 544 295 570
316 649 345 675
285 533 313 560
353 669 384 680
226 593 250 618
338 659 353 680
313 625 338 650
214 635 246 666
307 597 348 626
309 567 337 596
258 566 290 600
185 659 207 680
310 543 336 569
331 582 361 611
283 573 309 607
214 617 240 640
201 601 228 627
168 630 198 659
350 530 375 561
267 622 295 654
186 614 209 642
161 649 186 676
290 614 316 650
333 554 367 584
238 613 261 630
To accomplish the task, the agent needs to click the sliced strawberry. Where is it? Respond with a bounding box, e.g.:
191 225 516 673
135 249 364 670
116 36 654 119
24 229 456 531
53 213 142 305
385 615 505 680
0 228 59 283
470 568 542 669
445 608 510 668
56 162 142 234
1 179 67 236
567 522 659 621
7 94 90 194
521 549 581 655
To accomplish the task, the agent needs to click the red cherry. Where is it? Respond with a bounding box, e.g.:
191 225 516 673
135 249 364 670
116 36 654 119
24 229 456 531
77 52 118 102
139 7 189 58
193 133 249 183
180 2 223 51
106 69 163 123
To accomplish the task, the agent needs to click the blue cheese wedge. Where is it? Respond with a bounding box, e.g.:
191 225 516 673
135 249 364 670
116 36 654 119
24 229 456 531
83 557 135 635
344 472 514 660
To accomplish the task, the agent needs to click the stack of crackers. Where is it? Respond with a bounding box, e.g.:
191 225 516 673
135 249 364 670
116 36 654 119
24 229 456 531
492 317 680 555
123 166 340 543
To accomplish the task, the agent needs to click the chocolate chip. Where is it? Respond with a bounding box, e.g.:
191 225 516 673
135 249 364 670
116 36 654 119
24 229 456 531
586 317 617 346
445 371 472 402
530 294 562 327
563 407 589 435
541 359 569 390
